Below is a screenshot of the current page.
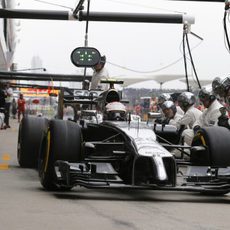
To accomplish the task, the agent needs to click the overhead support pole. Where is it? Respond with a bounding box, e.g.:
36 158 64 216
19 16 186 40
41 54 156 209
0 71 92 82
0 9 75 20
0 75 91 82
78 11 195 24
10 83 63 90
0 9 195 25
169 0 224 2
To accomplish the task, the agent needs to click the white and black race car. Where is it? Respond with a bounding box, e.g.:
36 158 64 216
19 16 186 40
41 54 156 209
17 87 230 196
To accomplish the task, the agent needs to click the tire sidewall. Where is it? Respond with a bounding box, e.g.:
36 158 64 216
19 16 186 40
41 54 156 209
38 119 82 190
17 116 48 168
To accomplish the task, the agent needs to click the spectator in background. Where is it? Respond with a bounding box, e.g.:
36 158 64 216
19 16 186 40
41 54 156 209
4 82 13 128
11 98 17 119
0 82 5 108
196 103 204 112
17 93 26 123
0 82 6 129
135 104 142 116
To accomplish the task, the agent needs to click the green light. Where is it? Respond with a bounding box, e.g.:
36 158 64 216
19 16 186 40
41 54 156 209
71 47 101 67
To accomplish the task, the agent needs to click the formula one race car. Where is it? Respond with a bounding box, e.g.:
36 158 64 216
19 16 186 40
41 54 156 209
17 85 230 196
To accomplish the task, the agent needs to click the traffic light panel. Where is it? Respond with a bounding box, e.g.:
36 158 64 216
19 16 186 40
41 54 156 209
71 47 101 67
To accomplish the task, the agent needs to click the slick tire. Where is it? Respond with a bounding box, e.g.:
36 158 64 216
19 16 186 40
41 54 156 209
17 116 49 168
38 119 82 191
192 126 230 167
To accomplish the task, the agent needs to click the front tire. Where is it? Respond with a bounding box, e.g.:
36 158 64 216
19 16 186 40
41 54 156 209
38 119 82 191
17 116 48 168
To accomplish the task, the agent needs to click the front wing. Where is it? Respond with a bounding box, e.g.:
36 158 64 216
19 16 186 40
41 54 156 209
54 160 230 194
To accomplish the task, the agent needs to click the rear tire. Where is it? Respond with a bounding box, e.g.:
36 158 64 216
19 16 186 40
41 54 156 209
191 127 230 196
38 119 82 191
17 116 48 168
192 126 230 167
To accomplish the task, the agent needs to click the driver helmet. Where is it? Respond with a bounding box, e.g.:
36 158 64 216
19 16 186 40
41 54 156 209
157 93 172 107
178 92 196 108
198 87 216 102
104 101 126 121
161 100 177 115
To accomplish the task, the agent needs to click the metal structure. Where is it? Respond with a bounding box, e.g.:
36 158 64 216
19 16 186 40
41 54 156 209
0 0 198 85
0 70 91 82
0 8 195 24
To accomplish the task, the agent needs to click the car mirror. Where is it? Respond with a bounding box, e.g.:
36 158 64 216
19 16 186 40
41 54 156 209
148 112 162 120
84 142 95 149
84 142 96 155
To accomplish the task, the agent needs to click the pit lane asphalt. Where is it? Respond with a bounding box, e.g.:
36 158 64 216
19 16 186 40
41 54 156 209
0 119 230 230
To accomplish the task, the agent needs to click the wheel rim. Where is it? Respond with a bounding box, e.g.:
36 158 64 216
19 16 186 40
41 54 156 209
44 130 51 173
195 132 206 146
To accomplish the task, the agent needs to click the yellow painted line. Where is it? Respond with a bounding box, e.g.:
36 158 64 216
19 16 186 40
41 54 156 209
2 154 11 161
0 163 9 170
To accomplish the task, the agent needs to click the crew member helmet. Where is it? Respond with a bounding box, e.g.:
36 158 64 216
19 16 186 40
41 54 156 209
178 92 196 108
93 55 106 71
157 93 172 106
212 77 222 96
198 87 216 102
100 55 106 65
161 100 177 114
220 77 230 96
